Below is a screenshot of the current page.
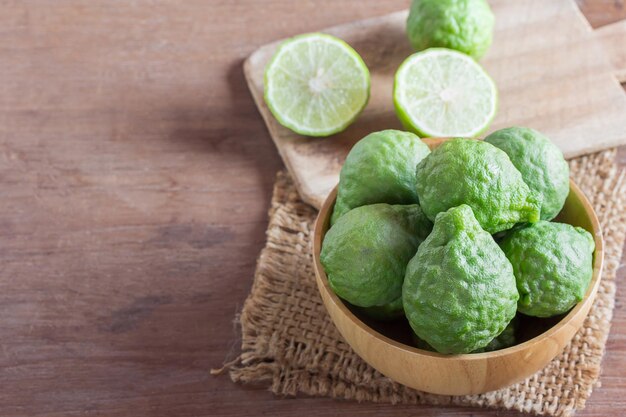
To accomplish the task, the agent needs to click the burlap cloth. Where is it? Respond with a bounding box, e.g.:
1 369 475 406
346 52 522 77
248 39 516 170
224 149 626 417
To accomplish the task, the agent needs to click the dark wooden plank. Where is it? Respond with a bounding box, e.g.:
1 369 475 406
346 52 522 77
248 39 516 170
576 0 626 27
0 1 623 416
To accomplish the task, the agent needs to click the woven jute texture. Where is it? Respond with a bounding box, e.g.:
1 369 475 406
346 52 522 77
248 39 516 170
228 149 626 417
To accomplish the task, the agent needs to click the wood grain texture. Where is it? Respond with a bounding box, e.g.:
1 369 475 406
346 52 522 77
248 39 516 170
0 1 622 416
594 20 626 82
245 0 626 209
312 138 604 396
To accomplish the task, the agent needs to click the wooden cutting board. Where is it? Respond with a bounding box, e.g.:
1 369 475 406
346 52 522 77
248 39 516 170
244 0 626 209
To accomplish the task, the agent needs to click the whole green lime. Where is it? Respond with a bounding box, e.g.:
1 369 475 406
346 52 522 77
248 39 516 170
331 130 430 225
406 0 495 59
321 203 432 308
415 138 540 234
403 205 519 354
357 297 404 321
485 127 570 221
499 221 595 318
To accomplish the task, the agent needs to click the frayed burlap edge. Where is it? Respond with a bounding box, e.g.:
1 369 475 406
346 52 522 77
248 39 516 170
226 149 626 417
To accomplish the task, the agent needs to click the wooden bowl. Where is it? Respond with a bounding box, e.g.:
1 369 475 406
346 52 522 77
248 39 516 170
312 137 604 396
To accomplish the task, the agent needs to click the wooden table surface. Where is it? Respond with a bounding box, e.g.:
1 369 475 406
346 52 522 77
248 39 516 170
1 1 624 416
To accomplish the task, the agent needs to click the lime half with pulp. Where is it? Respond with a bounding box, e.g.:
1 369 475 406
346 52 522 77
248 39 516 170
264 33 370 137
394 48 497 137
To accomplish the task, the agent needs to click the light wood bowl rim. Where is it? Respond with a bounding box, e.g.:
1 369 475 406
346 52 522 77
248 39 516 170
312 137 604 361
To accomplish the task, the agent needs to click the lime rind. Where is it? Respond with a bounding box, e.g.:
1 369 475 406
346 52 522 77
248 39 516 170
406 0 495 60
393 48 497 138
264 33 370 137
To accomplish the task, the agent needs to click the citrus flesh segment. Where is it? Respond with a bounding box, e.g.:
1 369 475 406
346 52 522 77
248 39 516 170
394 48 497 137
264 33 370 137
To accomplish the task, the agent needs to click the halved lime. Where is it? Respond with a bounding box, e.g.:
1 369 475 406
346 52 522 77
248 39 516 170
264 33 370 137
394 48 497 138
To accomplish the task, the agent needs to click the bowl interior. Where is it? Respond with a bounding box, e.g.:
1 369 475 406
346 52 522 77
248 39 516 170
314 137 603 355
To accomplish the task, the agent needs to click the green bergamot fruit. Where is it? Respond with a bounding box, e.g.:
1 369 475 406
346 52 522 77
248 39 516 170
403 204 519 354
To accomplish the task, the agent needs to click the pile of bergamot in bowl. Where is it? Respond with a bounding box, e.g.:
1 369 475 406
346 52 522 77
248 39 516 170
262 0 596 354
321 128 595 354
